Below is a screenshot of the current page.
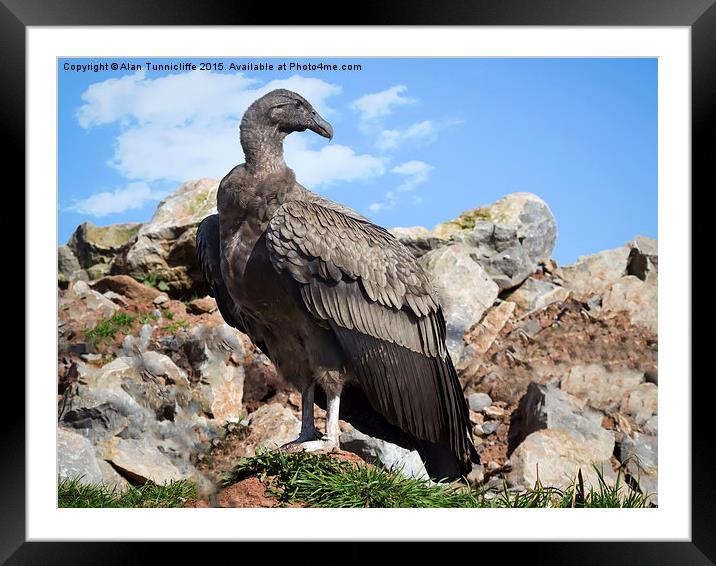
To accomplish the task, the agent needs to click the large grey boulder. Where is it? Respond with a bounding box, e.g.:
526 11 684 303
434 192 557 289
507 429 616 491
113 179 218 295
508 382 614 462
394 193 557 290
419 244 499 361
340 426 429 480
67 221 142 280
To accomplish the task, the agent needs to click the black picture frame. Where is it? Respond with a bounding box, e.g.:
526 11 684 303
6 0 708 563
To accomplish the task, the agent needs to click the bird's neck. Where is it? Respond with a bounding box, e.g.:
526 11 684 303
240 125 288 175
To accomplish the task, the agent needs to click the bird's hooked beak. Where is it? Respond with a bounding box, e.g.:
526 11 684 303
309 110 333 140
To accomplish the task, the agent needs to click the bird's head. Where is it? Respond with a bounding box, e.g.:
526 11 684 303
242 89 333 141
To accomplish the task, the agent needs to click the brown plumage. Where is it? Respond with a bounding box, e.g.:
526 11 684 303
196 89 478 480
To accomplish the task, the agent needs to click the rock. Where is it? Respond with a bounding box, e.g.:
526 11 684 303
556 246 631 297
627 236 658 284
481 421 499 435
91 275 162 304
187 296 218 314
102 290 130 307
435 193 557 262
619 432 657 504
113 179 218 295
433 193 557 289
561 364 644 412
508 382 614 461
97 437 192 485
58 245 87 288
243 403 301 454
340 426 429 480
483 405 507 419
602 276 657 333
57 426 105 485
467 392 493 412
183 324 245 422
620 383 658 426
57 346 219 487
59 280 120 325
508 429 616 491
460 301 515 373
506 277 570 311
419 244 499 361
389 226 447 258
67 221 141 278
153 293 170 305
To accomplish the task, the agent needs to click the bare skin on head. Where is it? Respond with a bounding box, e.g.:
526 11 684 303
197 89 479 478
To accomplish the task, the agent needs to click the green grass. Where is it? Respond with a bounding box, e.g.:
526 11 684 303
135 272 170 292
85 312 136 346
222 450 654 508
161 319 189 332
58 477 196 508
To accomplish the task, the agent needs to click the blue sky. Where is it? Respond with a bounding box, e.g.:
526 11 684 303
58 58 657 264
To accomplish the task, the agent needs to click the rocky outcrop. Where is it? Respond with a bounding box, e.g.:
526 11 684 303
57 317 246 487
67 221 141 280
396 192 558 292
112 179 218 296
57 188 658 505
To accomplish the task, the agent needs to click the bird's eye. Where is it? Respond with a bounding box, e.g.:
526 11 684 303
294 100 302 109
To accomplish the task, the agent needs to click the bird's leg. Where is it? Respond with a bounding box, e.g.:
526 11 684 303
301 387 341 453
281 384 322 449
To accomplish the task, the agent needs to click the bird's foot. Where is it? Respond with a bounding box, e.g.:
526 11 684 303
300 436 339 453
280 428 324 452
281 433 338 452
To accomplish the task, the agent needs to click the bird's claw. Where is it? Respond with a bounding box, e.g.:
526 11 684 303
281 436 339 453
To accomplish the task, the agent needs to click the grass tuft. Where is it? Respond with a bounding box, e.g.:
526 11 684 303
58 477 196 508
222 450 654 509
85 312 135 346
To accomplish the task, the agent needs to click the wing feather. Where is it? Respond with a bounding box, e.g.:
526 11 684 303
265 199 476 472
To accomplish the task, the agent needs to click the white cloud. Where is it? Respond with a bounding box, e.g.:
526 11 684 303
284 136 386 188
369 160 434 213
77 72 345 183
65 182 168 217
376 120 436 151
369 191 396 212
351 85 416 126
392 160 434 191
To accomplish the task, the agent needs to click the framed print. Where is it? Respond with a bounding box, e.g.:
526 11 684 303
7 0 710 563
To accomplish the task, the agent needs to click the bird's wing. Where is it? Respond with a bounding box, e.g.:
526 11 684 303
265 200 474 463
196 214 247 333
